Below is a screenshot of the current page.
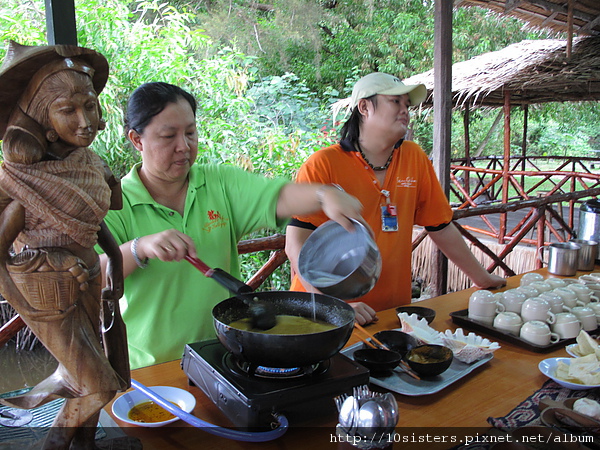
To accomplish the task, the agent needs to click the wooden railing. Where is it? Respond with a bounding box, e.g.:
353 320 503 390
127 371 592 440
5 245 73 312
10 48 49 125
450 156 600 244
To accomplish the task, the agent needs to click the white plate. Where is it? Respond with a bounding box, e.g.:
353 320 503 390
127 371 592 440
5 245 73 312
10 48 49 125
538 357 600 391
112 386 196 427
565 343 579 357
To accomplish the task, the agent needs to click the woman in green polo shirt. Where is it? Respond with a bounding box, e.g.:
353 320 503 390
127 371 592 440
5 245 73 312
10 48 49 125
99 82 363 369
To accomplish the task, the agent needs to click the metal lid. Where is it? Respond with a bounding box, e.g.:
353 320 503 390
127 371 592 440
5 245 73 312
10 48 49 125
581 199 600 213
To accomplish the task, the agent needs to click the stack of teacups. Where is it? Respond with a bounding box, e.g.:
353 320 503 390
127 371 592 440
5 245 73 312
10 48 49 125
578 273 600 298
468 290 504 325
467 273 600 345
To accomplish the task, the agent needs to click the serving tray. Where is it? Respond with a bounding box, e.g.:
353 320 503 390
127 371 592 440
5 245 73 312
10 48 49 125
449 308 596 353
340 342 493 396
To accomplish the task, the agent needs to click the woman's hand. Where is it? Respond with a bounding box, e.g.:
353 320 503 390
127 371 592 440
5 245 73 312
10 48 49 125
317 186 363 232
350 302 378 325
134 229 197 262
276 183 363 232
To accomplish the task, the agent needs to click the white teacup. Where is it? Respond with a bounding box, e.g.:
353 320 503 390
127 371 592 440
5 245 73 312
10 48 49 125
493 312 523 335
571 306 598 332
538 291 565 314
498 289 527 314
588 302 600 324
520 272 545 286
469 290 505 321
545 278 567 289
552 312 582 339
566 283 599 304
521 297 556 324
468 313 496 325
514 285 541 299
579 274 600 285
528 281 553 294
520 320 560 345
553 287 584 309
584 283 600 298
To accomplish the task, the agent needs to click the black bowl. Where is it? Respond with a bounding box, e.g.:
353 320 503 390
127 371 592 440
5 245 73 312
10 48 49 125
396 306 436 324
405 344 453 377
353 348 401 375
372 330 418 358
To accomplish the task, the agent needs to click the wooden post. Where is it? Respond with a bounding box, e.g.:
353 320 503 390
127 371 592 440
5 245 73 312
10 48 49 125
463 106 471 197
431 0 453 296
500 90 511 244
45 0 77 45
521 104 528 194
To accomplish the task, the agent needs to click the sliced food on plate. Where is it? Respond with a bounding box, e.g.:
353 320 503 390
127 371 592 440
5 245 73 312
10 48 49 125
569 330 600 358
555 354 600 386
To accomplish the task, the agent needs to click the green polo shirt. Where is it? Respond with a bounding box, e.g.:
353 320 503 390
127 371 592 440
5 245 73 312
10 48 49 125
100 162 288 369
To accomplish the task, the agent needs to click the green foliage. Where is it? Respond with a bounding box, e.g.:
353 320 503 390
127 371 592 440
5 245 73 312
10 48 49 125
1 0 599 288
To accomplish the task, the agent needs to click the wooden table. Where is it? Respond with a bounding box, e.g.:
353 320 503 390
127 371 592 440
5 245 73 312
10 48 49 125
105 269 594 449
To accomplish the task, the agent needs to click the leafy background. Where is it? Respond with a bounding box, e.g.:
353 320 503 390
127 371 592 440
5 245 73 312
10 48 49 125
1 0 599 289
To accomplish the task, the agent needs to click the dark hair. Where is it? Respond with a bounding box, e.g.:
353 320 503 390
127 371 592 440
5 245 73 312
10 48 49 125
124 82 197 135
339 95 377 149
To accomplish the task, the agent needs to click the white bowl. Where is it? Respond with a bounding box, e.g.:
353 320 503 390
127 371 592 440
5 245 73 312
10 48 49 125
538 357 600 391
112 386 196 427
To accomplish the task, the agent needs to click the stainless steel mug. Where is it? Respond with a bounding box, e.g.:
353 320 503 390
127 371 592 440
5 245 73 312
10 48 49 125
538 242 581 276
569 238 599 271
579 199 600 261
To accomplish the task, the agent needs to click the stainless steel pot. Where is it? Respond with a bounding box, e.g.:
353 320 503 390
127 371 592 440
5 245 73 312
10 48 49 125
578 199 600 261
298 219 382 300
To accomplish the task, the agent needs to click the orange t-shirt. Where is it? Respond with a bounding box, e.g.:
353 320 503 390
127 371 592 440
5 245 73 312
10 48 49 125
290 141 453 311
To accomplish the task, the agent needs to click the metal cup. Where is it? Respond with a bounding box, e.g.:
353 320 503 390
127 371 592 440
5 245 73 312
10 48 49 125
538 242 581 277
569 239 599 271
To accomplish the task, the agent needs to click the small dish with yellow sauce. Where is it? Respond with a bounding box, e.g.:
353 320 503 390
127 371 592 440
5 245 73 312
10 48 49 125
112 386 196 427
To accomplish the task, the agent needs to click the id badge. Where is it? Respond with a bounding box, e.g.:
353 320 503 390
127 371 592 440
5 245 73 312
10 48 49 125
381 204 398 232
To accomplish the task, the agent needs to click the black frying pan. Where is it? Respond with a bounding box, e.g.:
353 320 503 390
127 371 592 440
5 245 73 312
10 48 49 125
212 291 355 368
185 256 355 367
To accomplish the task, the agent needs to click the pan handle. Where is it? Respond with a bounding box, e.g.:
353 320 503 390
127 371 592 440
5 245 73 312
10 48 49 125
185 255 254 295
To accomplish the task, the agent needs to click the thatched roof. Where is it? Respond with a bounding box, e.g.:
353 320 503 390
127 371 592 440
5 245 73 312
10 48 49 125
404 36 600 108
456 0 600 36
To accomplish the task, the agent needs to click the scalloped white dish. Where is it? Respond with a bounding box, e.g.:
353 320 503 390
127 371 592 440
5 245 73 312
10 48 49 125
538 357 600 391
441 328 500 363
398 312 443 345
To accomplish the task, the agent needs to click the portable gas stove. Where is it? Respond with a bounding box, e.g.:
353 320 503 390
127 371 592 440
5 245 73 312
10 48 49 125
181 339 370 429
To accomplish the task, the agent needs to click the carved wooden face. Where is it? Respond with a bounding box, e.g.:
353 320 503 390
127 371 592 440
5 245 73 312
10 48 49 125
45 74 100 149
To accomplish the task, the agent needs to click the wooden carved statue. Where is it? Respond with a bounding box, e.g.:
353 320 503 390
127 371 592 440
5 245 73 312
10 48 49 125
0 41 133 449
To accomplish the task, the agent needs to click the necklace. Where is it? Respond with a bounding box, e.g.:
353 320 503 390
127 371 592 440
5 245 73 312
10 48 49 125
356 143 394 171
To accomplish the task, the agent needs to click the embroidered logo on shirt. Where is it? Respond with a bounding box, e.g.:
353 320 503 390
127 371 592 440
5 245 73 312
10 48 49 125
204 210 228 232
396 176 417 188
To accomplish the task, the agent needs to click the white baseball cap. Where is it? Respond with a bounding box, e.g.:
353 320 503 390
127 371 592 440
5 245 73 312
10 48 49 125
350 72 427 109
